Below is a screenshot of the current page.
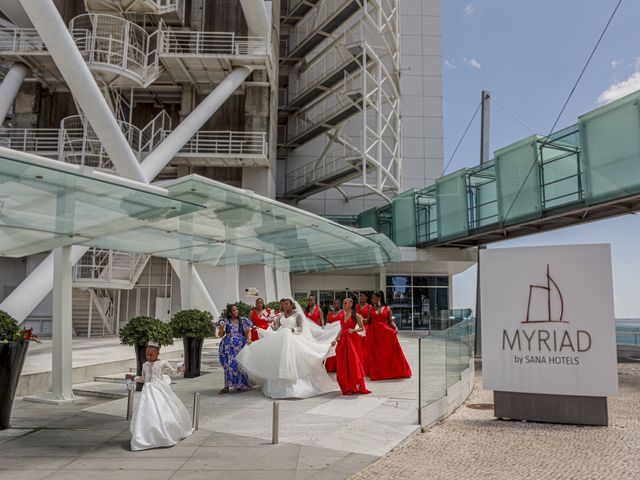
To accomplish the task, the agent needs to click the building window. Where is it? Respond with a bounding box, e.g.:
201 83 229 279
385 275 449 330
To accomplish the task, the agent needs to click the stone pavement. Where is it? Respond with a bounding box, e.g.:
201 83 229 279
351 361 640 480
0 407 375 480
0 335 420 480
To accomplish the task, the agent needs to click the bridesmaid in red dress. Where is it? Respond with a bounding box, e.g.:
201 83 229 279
304 295 325 326
366 290 412 380
332 297 370 395
324 298 343 373
356 292 372 374
249 298 270 342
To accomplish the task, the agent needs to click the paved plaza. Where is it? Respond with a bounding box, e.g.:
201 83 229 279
351 361 640 480
3 338 640 479
0 335 420 480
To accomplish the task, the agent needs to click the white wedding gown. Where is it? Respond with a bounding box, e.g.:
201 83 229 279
130 360 193 451
236 310 341 399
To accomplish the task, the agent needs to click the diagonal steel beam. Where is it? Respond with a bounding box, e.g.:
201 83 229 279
20 0 147 182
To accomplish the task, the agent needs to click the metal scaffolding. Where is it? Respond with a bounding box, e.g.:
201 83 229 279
279 0 402 202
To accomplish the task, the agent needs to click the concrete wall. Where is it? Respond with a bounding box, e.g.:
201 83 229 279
0 257 26 304
400 0 444 190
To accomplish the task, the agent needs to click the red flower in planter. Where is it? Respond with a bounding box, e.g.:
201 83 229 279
20 328 40 342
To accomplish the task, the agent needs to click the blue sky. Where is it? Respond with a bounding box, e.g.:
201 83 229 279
441 0 640 317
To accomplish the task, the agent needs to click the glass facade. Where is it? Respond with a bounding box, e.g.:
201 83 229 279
386 275 450 330
297 289 367 317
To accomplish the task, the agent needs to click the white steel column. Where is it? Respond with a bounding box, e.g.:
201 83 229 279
140 66 253 182
24 246 80 404
169 259 220 318
1 245 88 323
0 63 29 125
51 246 74 401
0 0 32 27
240 0 271 39
179 261 195 309
20 0 147 182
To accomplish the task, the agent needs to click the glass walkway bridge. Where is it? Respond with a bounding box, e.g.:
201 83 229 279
335 90 640 248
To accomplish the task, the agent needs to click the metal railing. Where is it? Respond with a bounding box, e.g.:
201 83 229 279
69 14 161 86
90 288 115 335
141 110 172 153
287 72 363 141
85 0 185 15
617 324 640 346
152 0 186 14
414 126 586 246
288 0 355 52
59 111 170 169
288 28 369 102
179 131 268 157
74 248 150 286
284 140 361 192
60 115 136 169
0 128 60 154
133 0 185 15
1 115 265 170
618 332 640 346
0 27 46 53
159 29 269 56
0 16 267 86
539 126 583 209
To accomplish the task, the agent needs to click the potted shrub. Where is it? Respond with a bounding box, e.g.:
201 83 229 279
0 310 38 430
119 316 174 391
169 309 215 378
266 300 282 311
219 301 253 320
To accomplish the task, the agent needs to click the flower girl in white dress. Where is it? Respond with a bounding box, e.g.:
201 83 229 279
127 342 193 451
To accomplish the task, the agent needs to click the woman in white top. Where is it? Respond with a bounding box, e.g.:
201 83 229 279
236 297 340 399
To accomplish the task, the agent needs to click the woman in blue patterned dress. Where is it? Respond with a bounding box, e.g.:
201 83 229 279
217 304 253 394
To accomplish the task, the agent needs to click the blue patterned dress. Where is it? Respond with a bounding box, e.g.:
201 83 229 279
217 317 253 389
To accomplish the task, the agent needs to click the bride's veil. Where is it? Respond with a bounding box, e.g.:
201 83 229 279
291 298 340 344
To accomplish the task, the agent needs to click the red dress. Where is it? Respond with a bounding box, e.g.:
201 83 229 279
249 308 269 342
366 306 412 380
356 303 371 374
305 305 321 326
336 313 370 395
324 310 343 373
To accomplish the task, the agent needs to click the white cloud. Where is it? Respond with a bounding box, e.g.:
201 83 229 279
610 58 624 69
463 3 478 16
598 71 640 104
463 57 482 69
444 59 457 69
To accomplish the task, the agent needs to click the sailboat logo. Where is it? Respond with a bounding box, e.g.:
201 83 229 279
523 264 566 324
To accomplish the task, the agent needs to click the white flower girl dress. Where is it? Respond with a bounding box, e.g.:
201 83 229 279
130 359 193 451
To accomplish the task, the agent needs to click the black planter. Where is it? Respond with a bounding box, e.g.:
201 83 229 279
183 337 204 378
0 341 29 430
134 343 147 391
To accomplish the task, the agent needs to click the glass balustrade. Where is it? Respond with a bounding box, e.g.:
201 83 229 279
418 317 474 425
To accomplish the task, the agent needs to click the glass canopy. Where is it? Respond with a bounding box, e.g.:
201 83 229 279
86 176 401 273
0 150 400 273
0 149 200 257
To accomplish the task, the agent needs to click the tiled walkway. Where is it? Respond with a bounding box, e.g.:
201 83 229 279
0 335 420 480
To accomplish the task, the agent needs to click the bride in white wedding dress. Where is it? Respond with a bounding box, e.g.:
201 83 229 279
236 298 340 399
